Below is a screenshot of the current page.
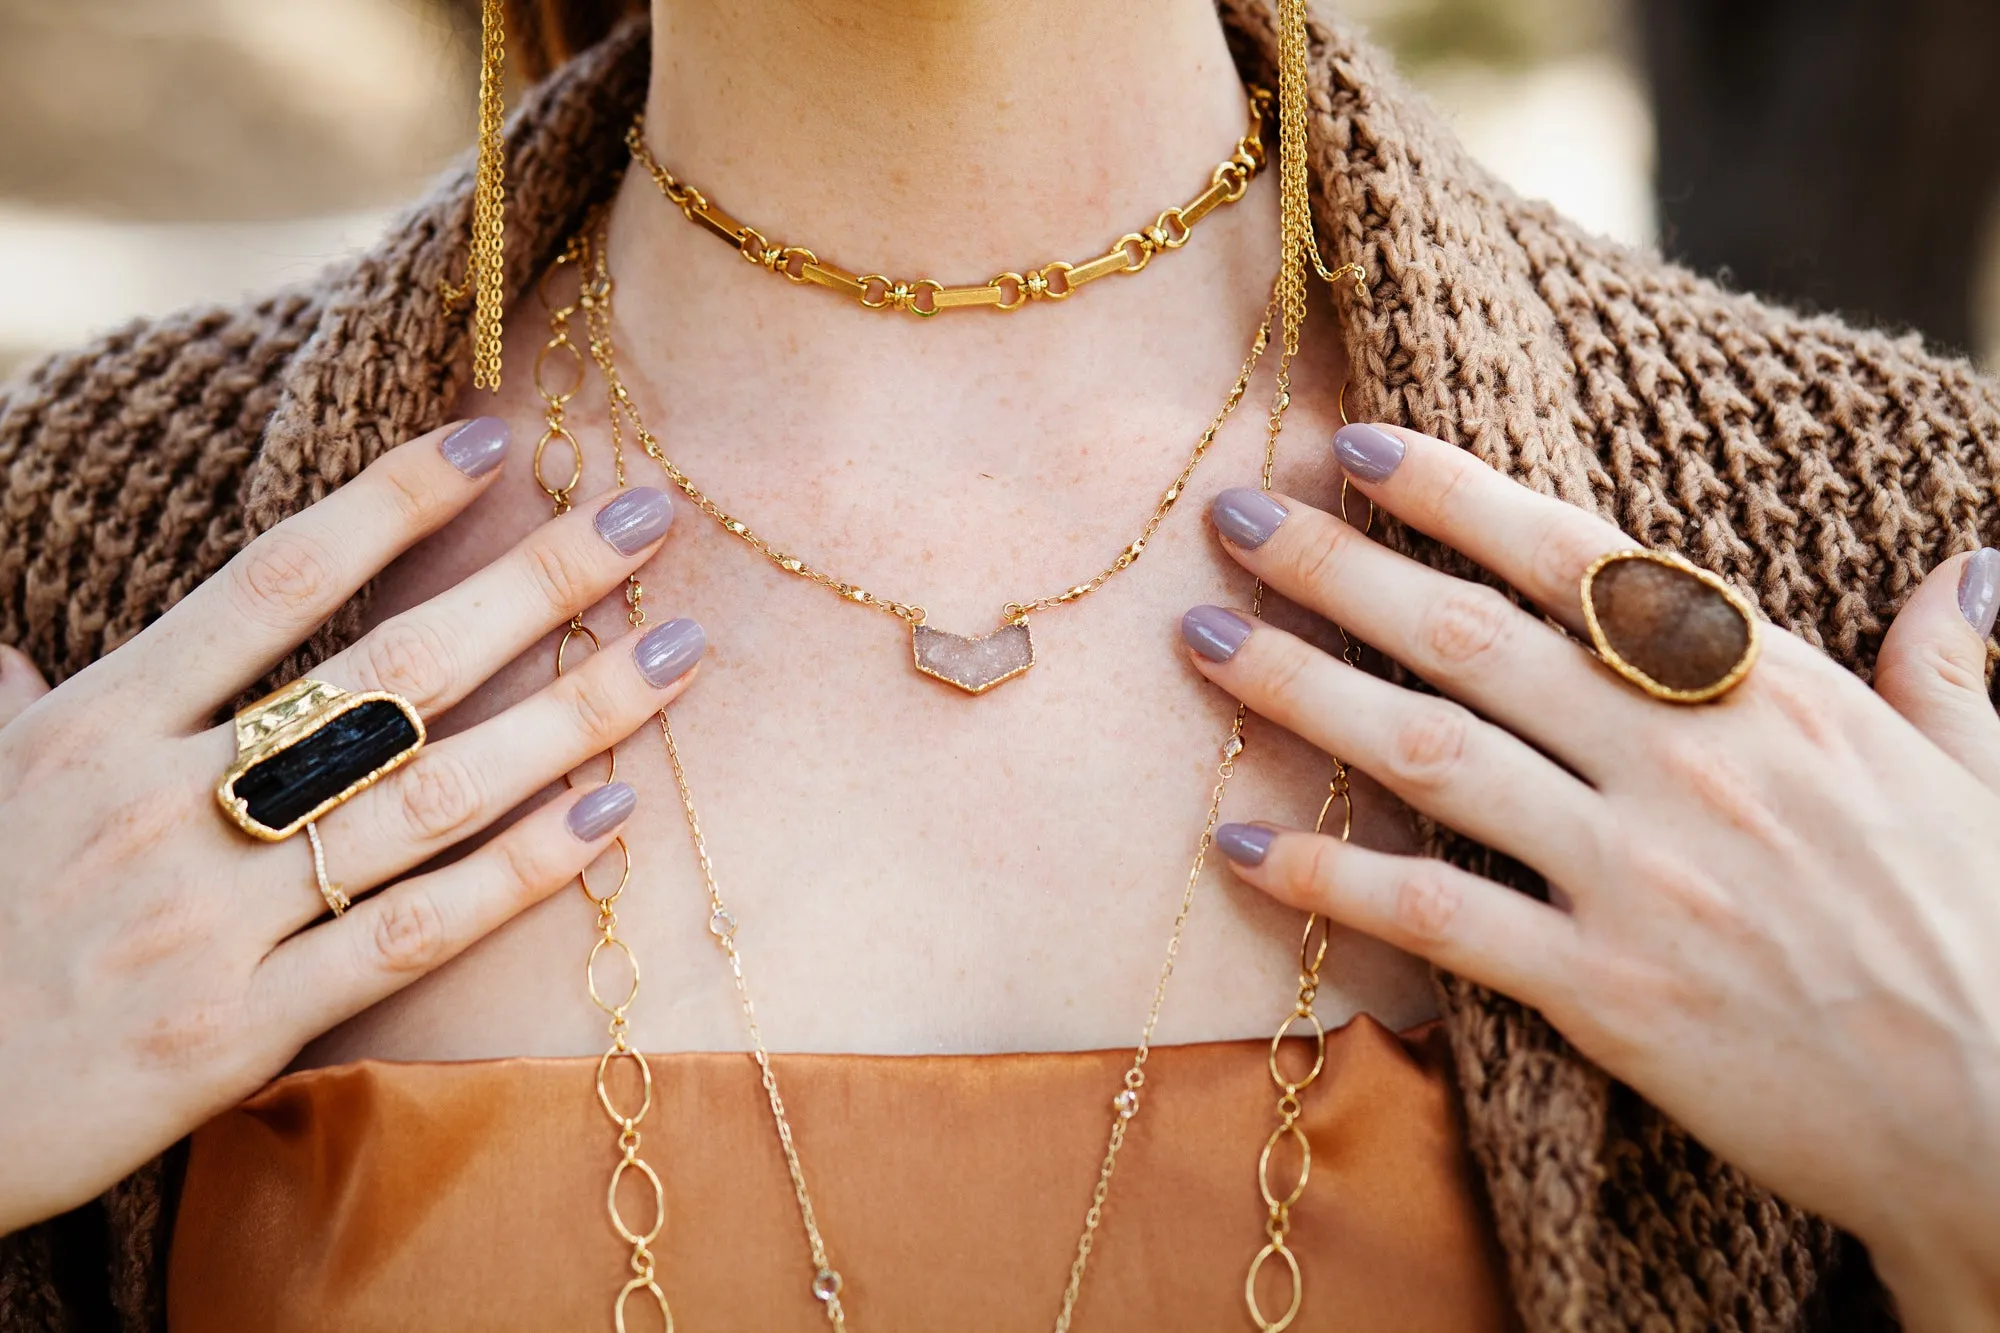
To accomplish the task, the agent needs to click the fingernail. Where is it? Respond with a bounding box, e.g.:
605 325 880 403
1210 487 1290 549
635 617 706 686
438 416 510 478
1182 605 1253 662
595 487 675 555
1960 547 2000 639
567 781 636 841
1215 823 1275 866
1332 423 1406 483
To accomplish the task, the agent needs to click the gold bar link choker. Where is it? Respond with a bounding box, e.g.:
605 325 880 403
625 86 1271 317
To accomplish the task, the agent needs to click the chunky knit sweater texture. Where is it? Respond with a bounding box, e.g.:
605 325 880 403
3 4 1994 1329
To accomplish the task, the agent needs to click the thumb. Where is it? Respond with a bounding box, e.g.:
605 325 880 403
0 645 52 730
1873 548 2000 790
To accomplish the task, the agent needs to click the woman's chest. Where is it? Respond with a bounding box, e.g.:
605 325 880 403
300 385 1436 1067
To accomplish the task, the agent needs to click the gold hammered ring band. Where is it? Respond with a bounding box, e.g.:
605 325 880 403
214 678 427 841
1579 550 1761 704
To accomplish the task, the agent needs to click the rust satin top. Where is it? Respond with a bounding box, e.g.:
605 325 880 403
168 1016 1514 1331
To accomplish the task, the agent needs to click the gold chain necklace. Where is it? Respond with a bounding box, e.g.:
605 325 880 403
627 89 1269 320
614 101 1271 697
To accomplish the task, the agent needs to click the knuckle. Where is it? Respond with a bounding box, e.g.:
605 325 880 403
1281 514 1360 594
1650 731 1796 849
355 618 458 710
1410 454 1478 527
102 888 233 979
522 537 600 617
496 832 555 905
1528 516 1615 601
391 751 485 843
94 786 192 862
1416 586 1517 674
128 998 249 1069
365 891 452 974
228 530 337 625
562 673 630 750
1881 640 1986 702
1385 701 1471 791
366 451 444 529
1301 835 1347 897
1390 864 1464 945
1255 639 1317 716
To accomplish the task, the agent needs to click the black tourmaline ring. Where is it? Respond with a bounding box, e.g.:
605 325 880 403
215 678 426 841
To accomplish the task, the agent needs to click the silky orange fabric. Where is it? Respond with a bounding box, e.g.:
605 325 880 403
168 1016 1514 1331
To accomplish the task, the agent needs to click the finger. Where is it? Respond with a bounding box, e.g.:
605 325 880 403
268 616 704 928
1210 821 1577 1005
0 646 51 729
108 418 513 727
1181 606 1608 888
1206 485 1640 773
310 485 676 718
1874 548 2000 789
254 780 638 1050
1327 422 1636 634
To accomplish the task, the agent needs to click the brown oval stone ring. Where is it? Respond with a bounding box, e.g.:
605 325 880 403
1579 550 1761 703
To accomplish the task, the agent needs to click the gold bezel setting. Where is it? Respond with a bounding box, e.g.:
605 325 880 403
215 678 426 841
1579 549 1761 704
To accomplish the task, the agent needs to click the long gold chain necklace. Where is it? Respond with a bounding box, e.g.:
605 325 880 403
628 88 1269 320
615 92 1271 697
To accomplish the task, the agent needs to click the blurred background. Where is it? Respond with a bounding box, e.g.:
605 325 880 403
2 0 1998 381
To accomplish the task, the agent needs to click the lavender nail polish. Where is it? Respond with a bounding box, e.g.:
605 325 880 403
1960 547 2000 639
438 417 510 478
568 781 636 841
595 487 675 556
1332 423 1406 483
1182 605 1253 662
1215 823 1275 866
1211 487 1290 549
634 617 706 686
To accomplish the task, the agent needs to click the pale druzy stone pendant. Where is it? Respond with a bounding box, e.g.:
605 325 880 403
911 621 1035 694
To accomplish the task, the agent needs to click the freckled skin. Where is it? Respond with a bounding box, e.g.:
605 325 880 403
301 0 1435 1067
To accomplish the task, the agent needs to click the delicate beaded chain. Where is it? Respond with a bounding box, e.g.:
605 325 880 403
628 88 1270 318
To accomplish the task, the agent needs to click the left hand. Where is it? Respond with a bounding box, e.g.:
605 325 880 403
1183 423 2000 1332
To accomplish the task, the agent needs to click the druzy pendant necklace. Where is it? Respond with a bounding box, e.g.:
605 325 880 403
572 222 1275 694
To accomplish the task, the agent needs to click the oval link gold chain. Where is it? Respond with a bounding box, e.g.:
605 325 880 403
537 264 676 1333
628 90 1270 319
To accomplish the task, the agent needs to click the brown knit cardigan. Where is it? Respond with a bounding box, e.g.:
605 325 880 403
3 4 1994 1329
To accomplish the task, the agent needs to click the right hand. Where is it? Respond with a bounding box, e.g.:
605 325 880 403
0 418 703 1235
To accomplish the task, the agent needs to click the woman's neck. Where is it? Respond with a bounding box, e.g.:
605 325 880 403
643 0 1254 272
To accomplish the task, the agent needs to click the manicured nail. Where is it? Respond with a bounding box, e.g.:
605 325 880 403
595 487 674 555
1332 423 1406 483
1960 547 2000 639
1211 487 1290 549
1215 823 1275 866
635 617 706 686
568 781 636 841
439 416 510 478
1182 605 1253 662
